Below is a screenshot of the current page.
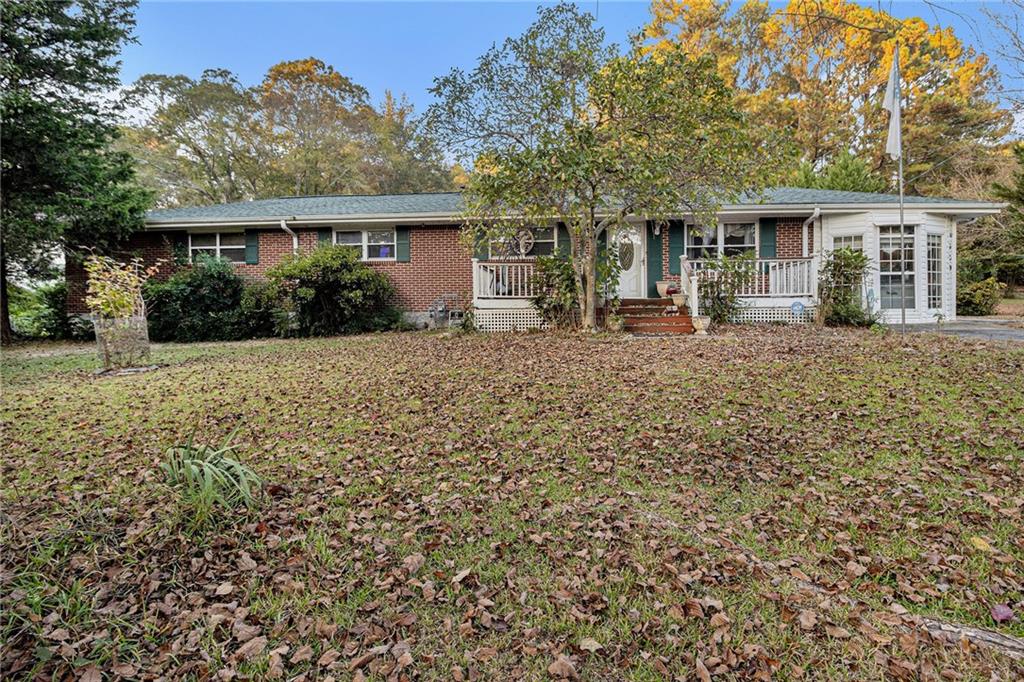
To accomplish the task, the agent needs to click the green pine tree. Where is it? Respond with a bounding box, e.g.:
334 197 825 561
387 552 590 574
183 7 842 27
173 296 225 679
1 0 152 343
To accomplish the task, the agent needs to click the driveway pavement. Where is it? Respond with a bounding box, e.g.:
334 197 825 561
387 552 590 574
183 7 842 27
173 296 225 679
900 317 1024 342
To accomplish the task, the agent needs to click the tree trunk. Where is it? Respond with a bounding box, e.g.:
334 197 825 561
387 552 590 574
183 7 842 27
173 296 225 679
0 238 12 346
581 248 599 331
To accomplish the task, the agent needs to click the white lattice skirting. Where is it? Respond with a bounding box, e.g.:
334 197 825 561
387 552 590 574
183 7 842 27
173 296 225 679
731 306 816 324
474 307 547 332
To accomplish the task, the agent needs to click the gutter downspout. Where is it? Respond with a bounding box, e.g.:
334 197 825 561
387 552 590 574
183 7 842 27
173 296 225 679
801 207 820 258
280 219 298 254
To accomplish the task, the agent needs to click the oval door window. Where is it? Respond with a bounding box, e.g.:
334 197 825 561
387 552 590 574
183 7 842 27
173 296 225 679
618 240 635 270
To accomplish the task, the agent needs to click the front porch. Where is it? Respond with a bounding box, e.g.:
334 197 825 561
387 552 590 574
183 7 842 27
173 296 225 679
470 255 819 331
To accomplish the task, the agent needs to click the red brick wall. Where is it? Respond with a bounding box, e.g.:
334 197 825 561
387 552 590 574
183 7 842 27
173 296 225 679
66 232 177 314
66 225 473 314
367 225 473 311
776 218 813 259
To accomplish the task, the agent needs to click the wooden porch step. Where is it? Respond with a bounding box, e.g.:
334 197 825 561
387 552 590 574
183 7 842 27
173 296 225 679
623 315 694 335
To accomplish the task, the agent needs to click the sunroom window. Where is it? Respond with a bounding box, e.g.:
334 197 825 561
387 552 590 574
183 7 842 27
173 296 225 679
879 225 915 310
927 234 943 309
189 232 246 263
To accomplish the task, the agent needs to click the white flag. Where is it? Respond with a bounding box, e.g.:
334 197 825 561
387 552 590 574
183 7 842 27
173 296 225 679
883 47 901 160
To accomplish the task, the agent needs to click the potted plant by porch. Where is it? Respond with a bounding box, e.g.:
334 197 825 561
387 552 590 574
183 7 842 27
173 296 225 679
656 280 675 298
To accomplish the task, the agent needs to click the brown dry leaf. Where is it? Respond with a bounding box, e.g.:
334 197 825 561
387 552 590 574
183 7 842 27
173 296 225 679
845 561 867 579
291 644 314 664
233 635 267 661
709 611 731 628
78 666 102 682
451 567 472 584
403 552 426 575
825 625 852 639
798 610 818 630
696 657 712 682
547 654 578 679
579 637 603 652
318 647 342 668
215 581 235 596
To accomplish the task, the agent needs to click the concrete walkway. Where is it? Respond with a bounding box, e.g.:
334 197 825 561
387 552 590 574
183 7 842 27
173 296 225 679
900 317 1024 342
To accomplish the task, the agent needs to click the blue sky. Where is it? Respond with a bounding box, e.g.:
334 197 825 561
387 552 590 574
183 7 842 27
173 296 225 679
121 1 1018 114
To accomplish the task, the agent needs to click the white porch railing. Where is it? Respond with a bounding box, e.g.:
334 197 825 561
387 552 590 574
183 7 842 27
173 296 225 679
473 260 537 299
685 257 816 298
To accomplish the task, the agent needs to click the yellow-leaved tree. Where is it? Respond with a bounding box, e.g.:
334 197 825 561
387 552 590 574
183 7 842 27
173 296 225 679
644 0 1012 195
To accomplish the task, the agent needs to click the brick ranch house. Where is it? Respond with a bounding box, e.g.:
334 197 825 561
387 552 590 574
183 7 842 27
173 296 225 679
67 187 1002 332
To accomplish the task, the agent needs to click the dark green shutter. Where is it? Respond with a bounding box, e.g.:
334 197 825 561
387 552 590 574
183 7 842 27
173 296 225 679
395 227 411 262
646 221 664 298
244 229 259 265
668 221 684 275
317 228 332 246
556 223 570 256
759 218 777 258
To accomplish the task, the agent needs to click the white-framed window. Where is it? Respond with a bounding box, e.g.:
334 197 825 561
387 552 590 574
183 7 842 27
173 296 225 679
723 223 756 257
878 225 916 310
686 223 756 259
833 234 864 252
927 233 943 309
334 228 396 261
189 232 246 263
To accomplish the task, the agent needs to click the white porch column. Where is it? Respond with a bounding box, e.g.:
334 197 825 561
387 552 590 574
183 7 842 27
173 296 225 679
471 258 480 305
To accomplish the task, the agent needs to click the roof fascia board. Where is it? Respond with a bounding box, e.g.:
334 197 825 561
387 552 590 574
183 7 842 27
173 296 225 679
145 203 1004 229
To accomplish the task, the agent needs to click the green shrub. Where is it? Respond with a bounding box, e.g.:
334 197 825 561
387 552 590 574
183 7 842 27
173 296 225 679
145 255 263 342
817 248 878 327
530 255 580 329
267 246 399 336
160 429 262 527
957 277 1006 316
8 282 92 340
239 280 285 338
698 253 754 325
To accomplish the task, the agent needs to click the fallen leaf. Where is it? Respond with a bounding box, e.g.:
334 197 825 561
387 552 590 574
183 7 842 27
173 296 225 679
233 635 267 661
547 654 578 679
696 657 712 682
291 644 314 663
403 553 426 575
215 581 235 596
579 637 603 652
968 536 993 553
825 625 852 639
798 609 818 630
452 567 472 584
990 604 1014 623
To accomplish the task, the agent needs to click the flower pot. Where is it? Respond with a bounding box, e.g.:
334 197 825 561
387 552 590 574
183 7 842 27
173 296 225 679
656 280 674 298
692 315 711 336
606 316 625 332
671 293 686 309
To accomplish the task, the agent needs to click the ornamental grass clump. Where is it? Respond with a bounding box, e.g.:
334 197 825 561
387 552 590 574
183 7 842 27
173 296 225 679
160 429 262 526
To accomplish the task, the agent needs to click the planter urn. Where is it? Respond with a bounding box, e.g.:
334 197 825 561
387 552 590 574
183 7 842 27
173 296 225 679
656 280 674 298
692 315 710 336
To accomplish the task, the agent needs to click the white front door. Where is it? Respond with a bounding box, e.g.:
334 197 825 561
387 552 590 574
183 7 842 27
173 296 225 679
613 226 645 298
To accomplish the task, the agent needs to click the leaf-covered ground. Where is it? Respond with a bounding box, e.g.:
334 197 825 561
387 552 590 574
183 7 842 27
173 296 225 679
2 328 1023 680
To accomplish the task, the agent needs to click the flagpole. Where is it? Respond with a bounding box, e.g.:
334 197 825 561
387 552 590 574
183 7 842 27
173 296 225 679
899 147 906 335
892 42 906 335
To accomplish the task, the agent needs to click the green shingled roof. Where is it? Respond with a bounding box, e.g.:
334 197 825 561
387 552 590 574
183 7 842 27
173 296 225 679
146 187 991 223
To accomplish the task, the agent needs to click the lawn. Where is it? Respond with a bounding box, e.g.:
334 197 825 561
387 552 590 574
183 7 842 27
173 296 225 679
2 328 1023 680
